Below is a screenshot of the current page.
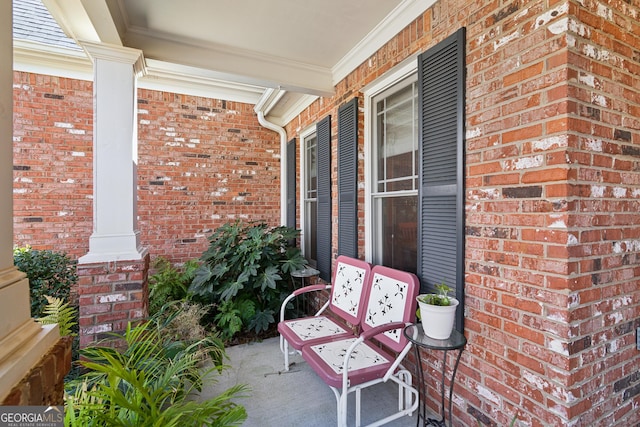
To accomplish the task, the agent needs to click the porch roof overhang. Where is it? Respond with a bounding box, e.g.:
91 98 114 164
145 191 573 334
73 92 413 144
15 0 436 125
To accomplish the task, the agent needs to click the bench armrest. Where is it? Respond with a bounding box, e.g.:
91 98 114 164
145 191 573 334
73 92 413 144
293 284 330 296
358 321 408 341
279 284 332 322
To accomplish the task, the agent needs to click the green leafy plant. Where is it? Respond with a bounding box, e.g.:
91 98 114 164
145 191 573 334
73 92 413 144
153 300 225 367
190 221 306 339
148 257 199 315
64 306 247 426
13 246 78 317
37 295 77 337
417 281 452 306
214 299 256 340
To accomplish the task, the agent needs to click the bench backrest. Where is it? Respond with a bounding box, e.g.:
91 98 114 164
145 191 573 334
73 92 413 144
329 256 372 326
361 265 419 353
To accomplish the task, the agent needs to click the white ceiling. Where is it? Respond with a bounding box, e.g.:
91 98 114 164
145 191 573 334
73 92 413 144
122 0 398 68
35 0 434 124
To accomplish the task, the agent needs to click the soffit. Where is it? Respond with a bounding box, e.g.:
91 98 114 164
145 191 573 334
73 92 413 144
121 0 399 69
30 0 435 123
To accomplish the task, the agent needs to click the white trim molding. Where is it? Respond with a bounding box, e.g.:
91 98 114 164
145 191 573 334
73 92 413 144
82 41 146 77
0 267 60 402
362 56 418 263
13 39 93 81
13 40 269 104
332 0 436 85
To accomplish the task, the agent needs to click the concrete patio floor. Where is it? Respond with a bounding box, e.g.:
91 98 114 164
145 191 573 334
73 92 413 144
198 336 419 427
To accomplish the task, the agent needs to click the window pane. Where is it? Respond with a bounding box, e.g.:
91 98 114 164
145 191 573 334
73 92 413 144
306 135 317 196
376 107 386 191
373 196 417 274
371 73 418 273
303 134 318 267
387 179 413 192
304 200 317 266
386 83 413 110
374 80 418 192
385 93 414 181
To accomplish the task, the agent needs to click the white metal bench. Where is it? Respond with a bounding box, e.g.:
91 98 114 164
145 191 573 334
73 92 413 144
278 256 372 371
279 259 420 426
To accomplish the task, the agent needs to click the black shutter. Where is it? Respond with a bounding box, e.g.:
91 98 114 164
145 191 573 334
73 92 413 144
286 138 296 232
418 27 466 332
316 115 332 281
337 98 358 258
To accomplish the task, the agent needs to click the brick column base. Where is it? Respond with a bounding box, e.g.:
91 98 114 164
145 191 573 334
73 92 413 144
77 254 150 348
2 336 72 405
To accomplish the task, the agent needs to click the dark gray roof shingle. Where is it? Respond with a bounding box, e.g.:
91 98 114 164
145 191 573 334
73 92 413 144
12 0 81 51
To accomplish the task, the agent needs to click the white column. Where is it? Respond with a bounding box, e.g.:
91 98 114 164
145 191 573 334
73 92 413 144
80 42 148 263
0 0 59 401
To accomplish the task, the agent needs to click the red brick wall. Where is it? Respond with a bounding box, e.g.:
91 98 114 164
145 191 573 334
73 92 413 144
13 76 282 264
561 3 640 425
11 0 640 425
12 73 94 256
285 1 640 426
2 336 72 406
77 255 149 347
137 90 281 262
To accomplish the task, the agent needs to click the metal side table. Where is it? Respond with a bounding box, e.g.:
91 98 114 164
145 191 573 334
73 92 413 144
290 267 320 314
403 324 466 427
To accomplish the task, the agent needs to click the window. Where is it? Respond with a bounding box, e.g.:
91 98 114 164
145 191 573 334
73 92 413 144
364 27 466 332
302 132 318 267
371 74 419 274
300 116 331 281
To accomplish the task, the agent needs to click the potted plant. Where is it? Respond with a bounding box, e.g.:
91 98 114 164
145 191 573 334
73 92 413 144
416 282 459 339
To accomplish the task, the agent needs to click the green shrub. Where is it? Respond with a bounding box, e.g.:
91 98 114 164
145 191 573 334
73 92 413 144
153 300 224 366
13 246 78 317
64 306 247 426
190 221 306 339
148 257 199 316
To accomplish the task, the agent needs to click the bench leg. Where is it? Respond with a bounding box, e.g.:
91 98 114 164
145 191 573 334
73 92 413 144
356 387 362 427
282 338 290 371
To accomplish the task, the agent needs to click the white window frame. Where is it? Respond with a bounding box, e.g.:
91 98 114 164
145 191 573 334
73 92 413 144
299 125 317 263
363 56 418 264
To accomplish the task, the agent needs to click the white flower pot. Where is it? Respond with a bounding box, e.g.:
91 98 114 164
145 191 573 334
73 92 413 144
416 296 459 339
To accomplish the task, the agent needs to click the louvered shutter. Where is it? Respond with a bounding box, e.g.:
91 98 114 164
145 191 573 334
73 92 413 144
337 98 358 258
286 138 296 232
316 116 332 281
418 27 466 332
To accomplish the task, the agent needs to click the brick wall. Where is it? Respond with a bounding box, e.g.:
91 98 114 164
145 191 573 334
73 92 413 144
137 90 282 262
1 336 72 406
76 255 150 347
11 0 640 425
13 76 282 265
561 3 640 424
285 1 640 426
12 73 94 257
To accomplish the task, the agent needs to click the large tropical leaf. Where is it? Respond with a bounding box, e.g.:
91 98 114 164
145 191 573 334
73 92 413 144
189 265 214 296
248 309 275 334
255 265 281 292
219 279 245 301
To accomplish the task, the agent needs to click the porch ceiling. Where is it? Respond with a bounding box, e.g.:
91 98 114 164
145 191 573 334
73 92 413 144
38 0 434 125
